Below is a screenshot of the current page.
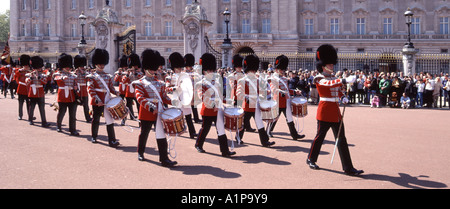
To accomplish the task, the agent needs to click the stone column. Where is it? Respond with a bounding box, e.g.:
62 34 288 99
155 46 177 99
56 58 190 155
250 0 258 33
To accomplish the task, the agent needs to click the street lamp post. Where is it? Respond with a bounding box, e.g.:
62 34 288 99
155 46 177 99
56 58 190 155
221 8 232 68
402 8 418 77
78 11 87 55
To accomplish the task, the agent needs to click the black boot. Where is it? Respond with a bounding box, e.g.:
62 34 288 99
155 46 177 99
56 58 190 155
218 134 236 157
107 124 120 148
258 128 275 147
288 121 305 140
157 138 177 167
185 114 197 139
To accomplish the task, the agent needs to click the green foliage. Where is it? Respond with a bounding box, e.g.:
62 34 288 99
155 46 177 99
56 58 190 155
0 10 10 42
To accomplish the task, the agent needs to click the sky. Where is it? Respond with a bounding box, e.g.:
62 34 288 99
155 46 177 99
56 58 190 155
0 0 10 14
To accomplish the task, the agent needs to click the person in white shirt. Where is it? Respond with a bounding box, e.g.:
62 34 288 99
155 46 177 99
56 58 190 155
433 77 443 108
424 74 435 108
416 80 425 108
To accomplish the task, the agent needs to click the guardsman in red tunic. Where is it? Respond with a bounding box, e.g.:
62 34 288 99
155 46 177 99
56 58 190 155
268 55 305 140
26 56 50 127
306 44 363 176
194 53 236 157
132 49 176 167
114 55 128 100
15 55 32 120
53 53 79 136
122 53 142 121
184 53 202 124
1 58 15 99
236 54 275 147
86 49 120 147
74 55 92 122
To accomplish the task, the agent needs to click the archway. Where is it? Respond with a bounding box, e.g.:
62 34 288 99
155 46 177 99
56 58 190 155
237 46 255 54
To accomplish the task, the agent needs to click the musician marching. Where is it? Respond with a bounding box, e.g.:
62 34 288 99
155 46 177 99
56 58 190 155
184 53 202 124
1 58 15 99
167 52 197 139
15 55 32 120
194 53 236 157
114 55 128 100
26 56 50 128
74 55 92 123
86 49 120 147
306 44 363 176
53 53 79 136
132 49 177 167
268 55 305 140
236 54 275 147
122 53 143 122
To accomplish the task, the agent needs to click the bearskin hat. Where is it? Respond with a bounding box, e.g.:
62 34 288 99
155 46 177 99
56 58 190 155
30 56 44 70
169 52 185 69
200 53 217 72
91 49 109 66
243 54 260 73
74 55 87 69
184 53 195 67
119 55 128 68
316 44 338 73
128 53 141 68
141 49 160 71
274 55 289 70
232 54 244 68
58 53 73 69
19 54 31 67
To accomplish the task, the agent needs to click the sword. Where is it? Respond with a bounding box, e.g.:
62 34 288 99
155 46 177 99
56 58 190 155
331 103 346 164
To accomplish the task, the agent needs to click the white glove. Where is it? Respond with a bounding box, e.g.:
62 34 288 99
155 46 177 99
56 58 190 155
341 96 349 104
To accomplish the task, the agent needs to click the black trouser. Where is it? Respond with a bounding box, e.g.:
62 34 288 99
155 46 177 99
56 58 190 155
29 97 47 124
195 115 230 154
236 111 255 141
18 94 30 119
126 97 140 119
138 120 172 162
91 105 116 142
191 105 201 122
3 81 14 98
307 120 354 172
185 114 196 138
75 96 91 121
424 90 433 108
57 102 77 133
269 107 286 132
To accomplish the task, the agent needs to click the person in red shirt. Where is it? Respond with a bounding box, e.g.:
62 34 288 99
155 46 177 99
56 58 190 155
53 53 79 136
16 55 32 120
306 44 363 176
86 49 120 147
74 55 92 122
194 53 236 157
268 55 305 140
26 56 50 127
133 49 176 167
236 54 275 147
122 53 142 122
114 55 128 100
1 59 15 99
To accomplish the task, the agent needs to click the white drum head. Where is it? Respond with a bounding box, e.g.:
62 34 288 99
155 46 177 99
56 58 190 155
161 108 182 120
292 97 307 104
224 108 244 116
260 100 277 109
106 97 122 108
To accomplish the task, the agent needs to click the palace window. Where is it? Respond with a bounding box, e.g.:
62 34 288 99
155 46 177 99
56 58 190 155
411 17 420 35
305 18 314 35
383 17 393 35
242 19 250 33
440 17 449 34
165 21 173 36
356 18 366 35
330 18 339 35
262 18 271 33
144 22 152 36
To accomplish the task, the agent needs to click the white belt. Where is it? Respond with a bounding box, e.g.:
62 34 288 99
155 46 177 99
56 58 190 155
30 84 43 95
320 97 339 102
19 81 27 86
120 82 126 91
94 88 107 93
59 86 73 98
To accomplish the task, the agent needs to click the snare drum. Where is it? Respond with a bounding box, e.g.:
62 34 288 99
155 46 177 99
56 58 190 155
259 100 279 122
224 108 244 132
106 97 129 120
161 108 186 136
291 97 308 117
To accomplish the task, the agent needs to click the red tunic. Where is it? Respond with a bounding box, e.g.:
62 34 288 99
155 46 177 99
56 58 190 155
54 71 77 103
269 75 294 109
133 76 171 121
314 74 345 123
114 72 126 96
86 71 117 106
236 74 262 112
74 71 89 97
26 72 48 98
15 69 30 96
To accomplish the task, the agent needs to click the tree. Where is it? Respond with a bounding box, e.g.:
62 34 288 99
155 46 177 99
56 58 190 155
0 10 10 42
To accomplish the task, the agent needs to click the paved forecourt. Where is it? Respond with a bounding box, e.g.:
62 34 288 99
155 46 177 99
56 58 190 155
0 94 449 189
